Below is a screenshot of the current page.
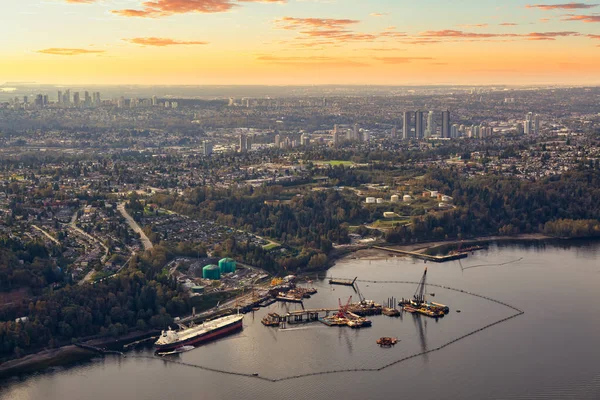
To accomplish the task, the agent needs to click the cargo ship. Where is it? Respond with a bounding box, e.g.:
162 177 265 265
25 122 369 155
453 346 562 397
155 314 243 352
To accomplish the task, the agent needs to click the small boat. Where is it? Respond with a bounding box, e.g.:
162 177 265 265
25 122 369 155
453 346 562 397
376 337 399 347
252 373 259 376
456 309 462 313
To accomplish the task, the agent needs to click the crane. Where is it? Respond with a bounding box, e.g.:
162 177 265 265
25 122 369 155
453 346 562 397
413 267 428 305
336 296 352 318
355 283 366 305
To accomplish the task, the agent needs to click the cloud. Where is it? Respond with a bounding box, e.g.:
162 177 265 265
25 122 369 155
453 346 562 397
125 37 209 46
370 13 388 17
418 29 581 41
65 0 96 3
419 29 518 38
36 48 105 56
526 3 598 10
275 17 359 29
525 31 581 40
457 23 489 28
256 55 367 67
113 0 285 18
274 16 382 45
499 22 518 26
562 13 600 22
374 57 433 64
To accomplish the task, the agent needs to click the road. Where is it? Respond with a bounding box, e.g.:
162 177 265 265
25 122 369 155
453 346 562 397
32 225 61 246
68 209 111 285
117 202 154 251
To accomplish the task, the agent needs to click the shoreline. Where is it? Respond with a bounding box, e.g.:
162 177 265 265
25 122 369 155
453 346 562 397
1 233 594 381
318 233 593 268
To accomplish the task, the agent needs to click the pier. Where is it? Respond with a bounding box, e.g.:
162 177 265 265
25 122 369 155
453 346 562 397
262 308 339 326
328 277 357 286
372 246 468 262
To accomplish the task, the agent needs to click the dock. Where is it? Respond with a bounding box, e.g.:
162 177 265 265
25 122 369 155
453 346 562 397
372 246 468 262
329 277 357 286
262 308 339 326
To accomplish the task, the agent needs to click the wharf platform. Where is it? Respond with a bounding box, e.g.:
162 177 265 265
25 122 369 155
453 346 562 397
372 246 468 263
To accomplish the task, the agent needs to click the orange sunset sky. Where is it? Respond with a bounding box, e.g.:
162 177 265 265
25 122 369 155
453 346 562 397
2 1 600 85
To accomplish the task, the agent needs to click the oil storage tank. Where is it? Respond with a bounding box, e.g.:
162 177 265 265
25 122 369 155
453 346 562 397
219 258 237 274
203 264 221 280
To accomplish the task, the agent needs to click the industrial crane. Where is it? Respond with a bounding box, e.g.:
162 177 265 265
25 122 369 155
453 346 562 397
336 296 352 318
413 267 428 305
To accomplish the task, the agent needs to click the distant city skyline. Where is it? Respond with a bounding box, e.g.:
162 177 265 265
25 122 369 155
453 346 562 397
2 1 600 85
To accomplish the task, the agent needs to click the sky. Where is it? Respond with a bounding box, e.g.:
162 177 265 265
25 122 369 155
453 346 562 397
1 0 600 85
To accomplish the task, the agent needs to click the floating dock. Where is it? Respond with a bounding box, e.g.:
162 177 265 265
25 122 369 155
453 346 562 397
329 277 357 286
372 246 468 262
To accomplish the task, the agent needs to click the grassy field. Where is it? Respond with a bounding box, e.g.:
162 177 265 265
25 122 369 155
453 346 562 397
312 160 354 166
263 243 280 251
371 218 410 228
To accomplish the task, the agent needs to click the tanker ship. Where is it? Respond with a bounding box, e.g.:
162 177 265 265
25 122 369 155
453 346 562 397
155 314 244 352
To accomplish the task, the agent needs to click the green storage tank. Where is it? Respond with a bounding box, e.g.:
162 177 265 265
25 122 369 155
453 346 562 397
218 258 236 274
202 264 221 280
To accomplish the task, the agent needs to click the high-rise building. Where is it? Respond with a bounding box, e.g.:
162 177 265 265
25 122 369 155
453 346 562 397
84 91 91 107
202 140 213 156
333 125 340 147
93 92 101 107
23 96 28 104
239 133 248 152
63 89 71 105
426 111 435 137
301 133 311 147
73 92 80 107
353 123 359 142
525 112 533 135
415 111 425 140
451 124 459 138
402 111 412 140
441 110 451 138
275 134 281 148
228 98 235 106
152 96 158 106
534 114 540 135
57 91 62 105
391 125 397 139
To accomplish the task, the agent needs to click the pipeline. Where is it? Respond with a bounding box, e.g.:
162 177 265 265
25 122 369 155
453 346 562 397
461 257 524 271
126 278 523 383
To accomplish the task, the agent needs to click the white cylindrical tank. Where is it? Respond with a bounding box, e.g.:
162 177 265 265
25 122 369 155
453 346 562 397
430 191 438 197
366 197 376 204
376 198 384 204
403 195 412 202
441 195 453 202
390 195 399 203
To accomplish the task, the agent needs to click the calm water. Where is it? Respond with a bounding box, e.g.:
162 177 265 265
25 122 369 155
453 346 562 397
2 241 600 400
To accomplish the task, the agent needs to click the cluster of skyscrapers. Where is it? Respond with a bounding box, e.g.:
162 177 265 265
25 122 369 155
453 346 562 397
524 112 541 135
332 124 369 146
57 90 102 108
400 110 451 139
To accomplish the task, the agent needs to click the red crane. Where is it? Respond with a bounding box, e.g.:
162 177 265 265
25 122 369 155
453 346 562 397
337 296 353 318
